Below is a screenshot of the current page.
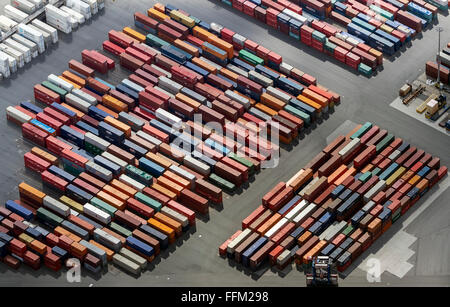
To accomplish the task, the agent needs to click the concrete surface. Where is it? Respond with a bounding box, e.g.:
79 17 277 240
0 0 449 287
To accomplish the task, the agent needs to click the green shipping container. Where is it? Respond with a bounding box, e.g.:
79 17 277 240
109 222 132 237
85 142 104 155
284 105 311 126
376 133 395 153
125 165 152 186
372 167 381 176
37 207 63 227
358 171 372 183
41 81 68 100
239 49 264 66
342 224 354 236
135 192 162 212
369 5 394 20
324 40 337 54
228 153 255 176
90 197 117 216
312 30 327 43
146 34 170 49
209 173 236 192
358 63 372 76
351 122 372 139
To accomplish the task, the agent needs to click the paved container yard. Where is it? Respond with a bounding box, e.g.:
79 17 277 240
0 0 449 286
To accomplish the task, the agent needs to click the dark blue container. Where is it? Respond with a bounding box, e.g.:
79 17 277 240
5 200 33 221
290 98 316 119
66 184 93 204
51 102 77 123
278 77 304 96
417 166 430 178
25 227 44 241
139 157 165 177
231 57 255 72
150 119 178 141
52 246 69 260
192 151 217 168
140 224 169 249
78 214 104 229
76 121 99 136
98 122 125 145
21 101 43 114
60 125 85 148
278 195 301 216
161 45 189 64
320 243 335 257
290 226 305 239
94 155 121 176
329 247 344 262
334 2 348 15
348 22 372 41
180 87 207 104
339 237 354 250
255 64 280 83
378 207 392 224
62 220 89 240
121 139 147 158
331 185 345 199
351 210 365 227
0 232 13 243
88 105 109 121
34 226 50 237
374 29 401 50
309 221 323 236
48 165 76 182
338 188 352 201
184 61 209 79
397 142 410 153
242 237 267 267
116 83 139 101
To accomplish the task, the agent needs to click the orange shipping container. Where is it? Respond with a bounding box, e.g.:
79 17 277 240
208 36 234 59
19 182 46 206
260 93 286 111
123 27 146 42
174 39 200 57
219 68 239 82
175 93 201 111
102 95 128 113
59 76 81 89
62 70 86 87
297 94 322 112
102 185 130 202
302 240 327 264
255 103 278 117
257 213 281 235
54 226 81 242
328 165 347 184
104 116 132 137
96 104 118 119
148 218 175 243
97 190 125 210
152 183 177 200
70 241 88 258
298 231 312 246
162 170 191 189
110 179 138 197
30 240 47 255
31 147 58 165
154 212 182 236
146 152 172 169
334 167 356 186
61 103 85 120
192 26 215 42
148 8 169 22
191 57 217 74
156 176 184 197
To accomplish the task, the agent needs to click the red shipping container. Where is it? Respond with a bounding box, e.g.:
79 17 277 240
24 152 51 173
232 0 246 11
34 84 60 105
243 1 257 16
345 52 360 69
41 170 68 191
22 123 48 147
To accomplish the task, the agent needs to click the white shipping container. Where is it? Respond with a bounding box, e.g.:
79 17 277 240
248 70 273 87
4 38 31 63
227 228 252 254
60 6 84 24
12 33 38 58
119 248 147 269
363 180 386 203
83 203 111 224
48 73 74 92
0 52 10 78
0 15 18 32
183 155 210 176
279 62 294 75
266 86 291 103
155 107 182 128
112 253 141 275
119 174 145 192
71 88 97 105
282 8 307 24
209 22 223 35
27 23 51 47
277 249 291 266
199 56 222 71
136 130 162 148
101 151 127 171
43 196 70 217
339 138 361 160
285 199 309 221
293 203 316 225
84 132 110 151
169 164 196 187
45 4 72 34
232 33 246 46
0 50 17 73
4 4 29 23
265 217 289 239
6 106 31 123
226 63 249 78
0 43 24 68
31 19 58 44
97 0 105 9
93 228 122 252
66 0 91 20
10 0 36 15
85 160 113 182
81 0 98 14
28 0 43 9
150 64 171 78
225 89 250 109
161 206 189 228
66 93 91 113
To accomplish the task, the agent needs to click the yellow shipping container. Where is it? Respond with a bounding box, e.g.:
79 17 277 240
104 115 132 137
123 27 146 43
102 95 128 113
148 8 169 22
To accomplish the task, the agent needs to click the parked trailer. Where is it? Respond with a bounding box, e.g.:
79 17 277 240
31 19 58 44
4 38 31 63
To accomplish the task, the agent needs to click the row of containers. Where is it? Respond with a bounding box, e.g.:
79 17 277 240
220 121 448 272
1 3 341 275
0 1 105 80
216 0 448 76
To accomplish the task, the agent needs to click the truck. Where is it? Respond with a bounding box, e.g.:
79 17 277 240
305 256 339 287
